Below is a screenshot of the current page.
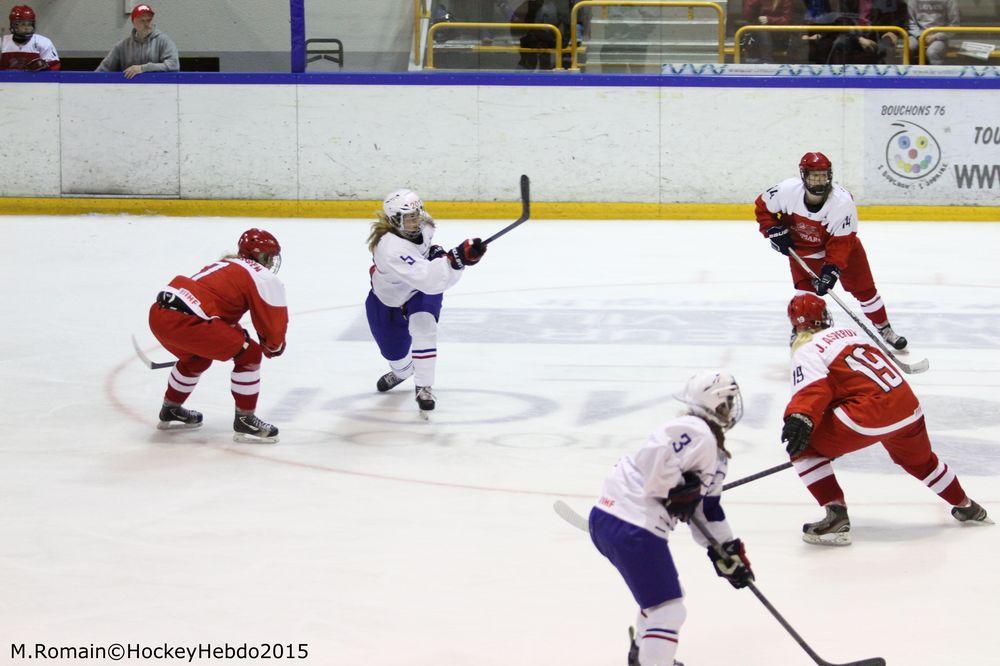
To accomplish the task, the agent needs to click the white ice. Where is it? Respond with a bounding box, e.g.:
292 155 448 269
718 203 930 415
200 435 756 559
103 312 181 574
3 215 999 665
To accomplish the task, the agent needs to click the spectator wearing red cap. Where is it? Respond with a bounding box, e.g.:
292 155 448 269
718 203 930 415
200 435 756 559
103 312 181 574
1 5 61 71
96 3 178 79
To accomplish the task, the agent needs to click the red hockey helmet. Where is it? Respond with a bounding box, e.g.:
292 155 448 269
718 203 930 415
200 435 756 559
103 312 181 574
788 293 832 334
238 228 281 272
9 5 36 40
799 151 833 197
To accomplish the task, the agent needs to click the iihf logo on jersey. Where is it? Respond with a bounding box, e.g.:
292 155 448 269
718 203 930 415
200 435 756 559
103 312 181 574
878 121 947 190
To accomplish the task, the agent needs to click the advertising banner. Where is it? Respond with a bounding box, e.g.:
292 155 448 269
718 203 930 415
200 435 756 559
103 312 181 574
865 90 1000 205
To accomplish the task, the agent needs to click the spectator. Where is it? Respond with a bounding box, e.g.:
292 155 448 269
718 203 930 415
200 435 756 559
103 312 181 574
801 0 864 64
1 5 60 71
737 0 801 63
826 0 909 63
508 0 568 70
908 0 959 64
96 4 179 79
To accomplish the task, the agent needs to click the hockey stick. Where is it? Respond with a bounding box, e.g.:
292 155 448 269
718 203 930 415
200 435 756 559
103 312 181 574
553 462 794 530
788 249 929 374
131 334 176 370
690 516 886 666
722 461 793 491
483 174 530 246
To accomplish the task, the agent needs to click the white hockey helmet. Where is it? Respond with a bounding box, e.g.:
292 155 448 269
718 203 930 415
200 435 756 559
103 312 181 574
382 188 425 240
676 371 744 431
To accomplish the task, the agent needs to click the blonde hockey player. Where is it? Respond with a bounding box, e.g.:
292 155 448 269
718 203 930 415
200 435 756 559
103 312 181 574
589 372 754 666
365 189 486 417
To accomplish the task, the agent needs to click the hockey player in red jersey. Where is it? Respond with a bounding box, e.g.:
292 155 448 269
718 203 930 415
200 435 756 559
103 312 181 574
755 152 908 351
781 293 990 545
0 6 60 71
148 229 288 443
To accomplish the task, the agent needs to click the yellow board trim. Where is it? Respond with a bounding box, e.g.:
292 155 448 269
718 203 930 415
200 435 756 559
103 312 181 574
0 197 998 221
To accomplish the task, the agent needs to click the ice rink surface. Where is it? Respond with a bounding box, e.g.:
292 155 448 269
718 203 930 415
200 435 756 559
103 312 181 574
4 214 999 665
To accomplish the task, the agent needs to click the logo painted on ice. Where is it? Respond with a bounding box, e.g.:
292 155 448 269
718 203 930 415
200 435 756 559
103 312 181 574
884 120 942 180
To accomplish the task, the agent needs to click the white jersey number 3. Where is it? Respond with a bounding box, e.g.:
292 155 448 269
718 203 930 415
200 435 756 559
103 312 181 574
844 347 903 392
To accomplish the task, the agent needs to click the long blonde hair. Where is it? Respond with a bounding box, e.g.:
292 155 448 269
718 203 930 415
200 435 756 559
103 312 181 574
367 211 396 254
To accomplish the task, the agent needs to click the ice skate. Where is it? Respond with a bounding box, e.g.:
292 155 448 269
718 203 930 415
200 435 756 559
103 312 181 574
233 412 279 444
157 402 203 430
627 627 683 665
952 499 993 525
415 386 435 420
802 503 851 546
877 324 908 352
376 370 408 393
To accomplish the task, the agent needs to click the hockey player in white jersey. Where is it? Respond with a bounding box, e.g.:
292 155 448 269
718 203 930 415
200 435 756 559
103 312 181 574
589 372 754 666
365 189 486 416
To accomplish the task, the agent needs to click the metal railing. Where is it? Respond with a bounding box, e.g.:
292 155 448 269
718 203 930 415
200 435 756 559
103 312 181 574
425 22 564 70
412 0 432 66
919 26 1000 64
733 24 910 64
570 1 726 70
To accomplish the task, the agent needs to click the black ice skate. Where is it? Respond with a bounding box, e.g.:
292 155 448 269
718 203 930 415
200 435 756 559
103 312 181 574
877 324 908 352
233 412 279 444
803 503 851 546
157 402 203 430
377 370 408 392
951 500 993 525
415 386 435 420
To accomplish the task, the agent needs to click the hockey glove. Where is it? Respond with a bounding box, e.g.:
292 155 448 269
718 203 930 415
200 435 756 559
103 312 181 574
25 58 51 71
427 244 446 260
262 340 285 358
708 538 754 589
447 238 486 270
765 225 793 255
782 413 814 457
660 471 702 522
814 264 841 296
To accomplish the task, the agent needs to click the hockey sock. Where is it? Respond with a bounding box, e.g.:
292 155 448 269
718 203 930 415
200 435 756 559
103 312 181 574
389 356 414 379
856 292 888 328
639 598 685 666
164 358 211 405
793 454 846 505
231 341 263 413
908 455 967 506
408 311 438 387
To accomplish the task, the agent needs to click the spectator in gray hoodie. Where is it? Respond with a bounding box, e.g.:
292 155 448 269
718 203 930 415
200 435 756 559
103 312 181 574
97 4 178 79
908 0 959 64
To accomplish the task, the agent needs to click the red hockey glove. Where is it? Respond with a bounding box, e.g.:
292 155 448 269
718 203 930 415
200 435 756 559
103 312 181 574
447 238 486 270
262 340 285 358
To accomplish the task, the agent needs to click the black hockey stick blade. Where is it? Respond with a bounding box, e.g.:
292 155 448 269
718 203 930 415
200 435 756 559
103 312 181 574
788 250 929 375
483 174 530 246
722 461 793 491
131 334 176 370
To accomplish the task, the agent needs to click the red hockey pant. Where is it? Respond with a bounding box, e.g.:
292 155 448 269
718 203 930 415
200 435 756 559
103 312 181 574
792 414 966 507
148 304 261 412
788 240 889 327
